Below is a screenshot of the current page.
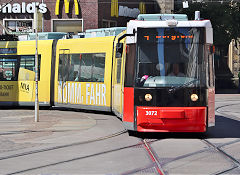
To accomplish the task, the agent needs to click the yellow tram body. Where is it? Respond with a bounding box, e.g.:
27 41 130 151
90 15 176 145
54 36 117 111
0 32 126 117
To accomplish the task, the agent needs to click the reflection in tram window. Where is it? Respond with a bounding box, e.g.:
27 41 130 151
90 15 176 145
0 57 18 81
58 53 105 82
136 27 205 88
0 55 40 81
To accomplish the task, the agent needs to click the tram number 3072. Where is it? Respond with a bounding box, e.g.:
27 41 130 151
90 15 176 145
145 111 158 116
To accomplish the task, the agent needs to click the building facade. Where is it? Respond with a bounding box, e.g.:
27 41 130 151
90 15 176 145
0 0 162 35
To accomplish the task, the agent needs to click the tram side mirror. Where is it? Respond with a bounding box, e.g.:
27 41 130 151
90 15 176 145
116 43 123 58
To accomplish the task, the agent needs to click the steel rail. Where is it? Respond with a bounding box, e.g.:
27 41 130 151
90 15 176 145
0 129 127 161
142 139 166 175
202 139 240 175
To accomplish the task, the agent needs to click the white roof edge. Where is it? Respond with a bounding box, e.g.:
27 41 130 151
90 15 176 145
126 20 213 44
127 20 212 33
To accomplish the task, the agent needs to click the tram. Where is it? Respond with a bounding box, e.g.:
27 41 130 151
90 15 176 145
0 14 215 132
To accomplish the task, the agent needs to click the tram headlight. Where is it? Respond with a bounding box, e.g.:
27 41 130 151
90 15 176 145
145 94 152 101
191 94 198 102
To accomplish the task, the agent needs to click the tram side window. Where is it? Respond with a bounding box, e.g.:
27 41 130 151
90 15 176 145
116 59 121 84
80 53 105 82
80 54 93 82
69 54 81 82
125 44 136 87
0 57 18 81
58 53 105 82
19 55 41 81
58 54 70 81
58 55 64 81
92 53 105 82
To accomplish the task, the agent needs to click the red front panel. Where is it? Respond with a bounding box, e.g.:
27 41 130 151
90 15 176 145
137 107 206 132
123 87 134 122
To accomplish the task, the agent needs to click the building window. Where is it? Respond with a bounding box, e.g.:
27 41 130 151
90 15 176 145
3 19 33 34
102 20 117 28
52 19 83 34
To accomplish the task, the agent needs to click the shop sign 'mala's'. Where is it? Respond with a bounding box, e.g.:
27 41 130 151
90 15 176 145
0 2 47 14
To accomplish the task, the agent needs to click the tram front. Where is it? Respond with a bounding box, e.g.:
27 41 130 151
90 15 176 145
123 18 215 132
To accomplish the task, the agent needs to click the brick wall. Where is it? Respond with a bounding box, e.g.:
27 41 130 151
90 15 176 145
43 0 99 32
98 0 158 28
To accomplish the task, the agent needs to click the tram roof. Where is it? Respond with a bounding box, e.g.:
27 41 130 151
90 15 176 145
137 14 188 21
127 20 212 29
81 27 126 38
126 20 213 44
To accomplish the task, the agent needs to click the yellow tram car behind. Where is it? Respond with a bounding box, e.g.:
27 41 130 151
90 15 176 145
0 40 54 106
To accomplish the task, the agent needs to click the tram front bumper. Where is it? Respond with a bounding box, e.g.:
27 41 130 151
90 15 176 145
136 107 207 132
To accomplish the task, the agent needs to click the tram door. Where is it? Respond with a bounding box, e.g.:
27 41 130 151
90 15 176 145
58 49 70 104
112 42 126 118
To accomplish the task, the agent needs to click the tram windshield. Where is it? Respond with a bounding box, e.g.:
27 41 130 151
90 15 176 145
136 27 206 88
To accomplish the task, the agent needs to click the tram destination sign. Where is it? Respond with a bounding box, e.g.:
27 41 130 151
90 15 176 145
143 35 193 41
0 48 17 54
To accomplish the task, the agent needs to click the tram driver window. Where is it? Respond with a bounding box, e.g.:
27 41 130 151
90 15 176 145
168 63 185 77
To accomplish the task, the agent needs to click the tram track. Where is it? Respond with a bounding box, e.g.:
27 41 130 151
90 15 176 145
121 137 240 175
0 129 127 161
2 134 166 175
142 139 166 175
6 142 145 175
1 99 240 175
202 100 240 174
120 138 166 175
2 133 240 175
201 139 240 175
134 138 240 175
2 129 139 175
123 137 240 175
215 100 240 113
2 133 164 175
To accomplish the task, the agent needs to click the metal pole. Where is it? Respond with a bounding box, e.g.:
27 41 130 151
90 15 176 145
34 8 39 122
42 0 44 32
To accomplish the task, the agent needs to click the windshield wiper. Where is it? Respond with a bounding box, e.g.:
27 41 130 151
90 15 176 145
168 79 199 93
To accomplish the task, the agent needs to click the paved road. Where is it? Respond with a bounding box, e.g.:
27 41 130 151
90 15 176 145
0 94 239 175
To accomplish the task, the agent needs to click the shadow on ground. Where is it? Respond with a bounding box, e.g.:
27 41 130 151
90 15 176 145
215 88 239 94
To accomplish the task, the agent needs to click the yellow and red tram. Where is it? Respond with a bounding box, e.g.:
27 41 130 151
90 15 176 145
0 14 215 133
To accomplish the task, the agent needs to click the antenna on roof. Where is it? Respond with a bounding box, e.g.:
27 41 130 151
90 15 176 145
195 11 200 20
